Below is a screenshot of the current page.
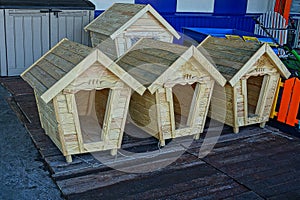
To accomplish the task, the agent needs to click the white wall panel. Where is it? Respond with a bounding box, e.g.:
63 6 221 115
247 0 275 13
176 0 215 13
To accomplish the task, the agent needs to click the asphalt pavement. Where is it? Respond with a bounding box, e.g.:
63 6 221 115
0 85 63 200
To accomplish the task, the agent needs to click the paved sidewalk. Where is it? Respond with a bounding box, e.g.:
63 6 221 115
0 85 63 200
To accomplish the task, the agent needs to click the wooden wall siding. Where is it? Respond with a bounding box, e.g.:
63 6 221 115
123 12 173 42
209 84 234 127
34 91 64 153
62 63 133 155
96 11 175 58
86 3 180 59
114 11 175 58
157 89 172 140
103 87 132 148
129 71 216 144
55 93 80 155
65 62 120 93
234 81 245 127
129 91 158 135
199 36 290 133
210 72 280 132
261 75 280 120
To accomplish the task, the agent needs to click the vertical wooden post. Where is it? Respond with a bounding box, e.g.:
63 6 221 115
241 78 248 124
65 155 72 163
233 84 239 133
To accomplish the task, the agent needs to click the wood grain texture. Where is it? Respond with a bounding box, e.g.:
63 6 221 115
85 3 179 40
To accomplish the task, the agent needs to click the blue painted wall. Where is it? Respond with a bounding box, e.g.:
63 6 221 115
94 11 257 33
214 0 248 15
94 0 261 34
135 0 176 13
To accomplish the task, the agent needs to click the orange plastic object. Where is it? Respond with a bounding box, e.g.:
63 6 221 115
277 78 300 126
274 0 293 24
277 78 295 123
286 78 300 126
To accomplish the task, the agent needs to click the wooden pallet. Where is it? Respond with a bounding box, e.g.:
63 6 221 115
2 77 300 199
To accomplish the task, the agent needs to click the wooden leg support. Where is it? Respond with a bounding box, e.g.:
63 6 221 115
160 140 166 147
65 155 72 163
233 127 239 134
260 122 266 128
194 133 200 140
110 149 118 156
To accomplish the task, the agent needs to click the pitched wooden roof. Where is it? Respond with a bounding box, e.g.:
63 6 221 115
21 39 146 103
84 3 180 40
198 36 290 86
116 38 226 93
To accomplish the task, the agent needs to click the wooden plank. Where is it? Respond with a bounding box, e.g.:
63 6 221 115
232 84 240 132
37 59 66 81
192 46 227 86
41 50 98 103
69 94 84 153
241 79 248 124
53 95 68 156
201 42 258 57
22 71 48 94
30 65 57 89
201 36 262 50
266 45 290 78
21 39 66 76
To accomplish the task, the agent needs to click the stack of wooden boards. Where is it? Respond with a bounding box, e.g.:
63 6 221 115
21 3 290 162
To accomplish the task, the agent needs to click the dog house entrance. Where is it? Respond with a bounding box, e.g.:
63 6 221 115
172 83 198 129
75 89 110 143
247 76 264 118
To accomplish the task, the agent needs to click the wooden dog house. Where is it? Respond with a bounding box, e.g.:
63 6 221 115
84 3 180 60
21 39 145 162
198 36 291 133
118 39 226 146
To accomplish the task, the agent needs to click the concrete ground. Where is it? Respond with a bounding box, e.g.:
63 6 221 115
0 85 63 200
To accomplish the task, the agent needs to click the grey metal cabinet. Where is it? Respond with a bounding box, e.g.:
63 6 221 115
0 10 7 76
0 1 94 76
4 9 50 76
50 10 92 48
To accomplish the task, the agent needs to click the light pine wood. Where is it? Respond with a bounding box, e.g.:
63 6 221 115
21 39 150 162
85 3 179 59
202 37 290 133
85 3 180 40
126 40 224 144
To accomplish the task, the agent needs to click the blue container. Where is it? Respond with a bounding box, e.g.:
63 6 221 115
182 28 267 41
182 27 279 54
